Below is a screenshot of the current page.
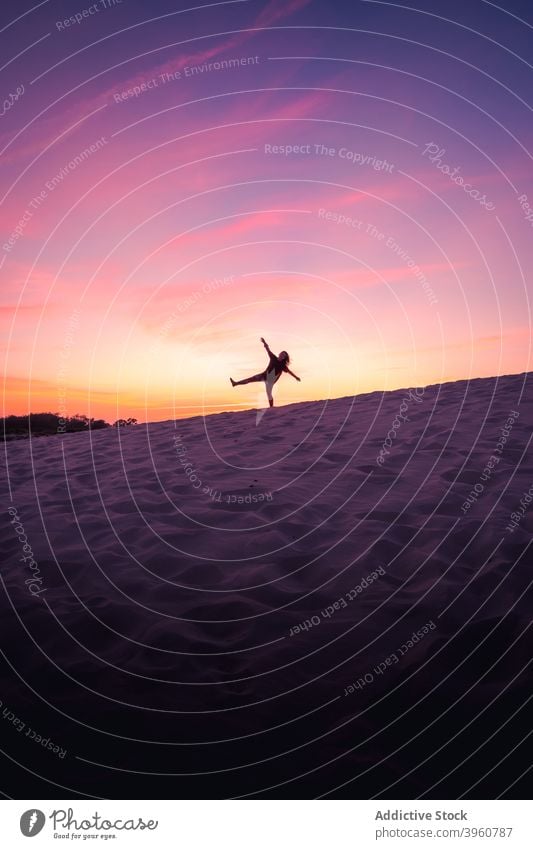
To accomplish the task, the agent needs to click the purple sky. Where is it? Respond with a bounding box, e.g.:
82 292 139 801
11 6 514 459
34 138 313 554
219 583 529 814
1 0 532 421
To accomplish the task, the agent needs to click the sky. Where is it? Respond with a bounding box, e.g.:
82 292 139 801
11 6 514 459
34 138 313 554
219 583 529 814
1 0 532 422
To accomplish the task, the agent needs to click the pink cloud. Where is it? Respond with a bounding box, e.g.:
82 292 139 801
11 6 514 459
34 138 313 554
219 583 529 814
0 0 313 169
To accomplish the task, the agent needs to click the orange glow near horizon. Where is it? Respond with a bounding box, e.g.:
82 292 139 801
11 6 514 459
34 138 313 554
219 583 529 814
2 0 532 423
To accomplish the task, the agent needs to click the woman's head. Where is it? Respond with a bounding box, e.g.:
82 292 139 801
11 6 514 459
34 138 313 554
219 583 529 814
279 350 290 364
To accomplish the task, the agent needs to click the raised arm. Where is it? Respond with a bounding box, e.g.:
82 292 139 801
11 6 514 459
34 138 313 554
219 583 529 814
260 337 273 356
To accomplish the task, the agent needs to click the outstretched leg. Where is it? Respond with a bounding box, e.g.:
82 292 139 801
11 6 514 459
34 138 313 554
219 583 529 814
230 372 265 386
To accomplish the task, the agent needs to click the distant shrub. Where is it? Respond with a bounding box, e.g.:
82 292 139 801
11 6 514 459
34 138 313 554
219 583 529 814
0 412 111 439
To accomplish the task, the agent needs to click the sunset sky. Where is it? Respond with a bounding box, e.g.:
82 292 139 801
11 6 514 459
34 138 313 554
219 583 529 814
1 0 532 422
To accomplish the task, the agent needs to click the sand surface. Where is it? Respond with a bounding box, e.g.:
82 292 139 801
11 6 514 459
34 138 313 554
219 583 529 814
1 372 532 798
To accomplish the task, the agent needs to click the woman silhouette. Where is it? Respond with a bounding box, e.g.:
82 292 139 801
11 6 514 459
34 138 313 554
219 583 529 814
230 337 301 407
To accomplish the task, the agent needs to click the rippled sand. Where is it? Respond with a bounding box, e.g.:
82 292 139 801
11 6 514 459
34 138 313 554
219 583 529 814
1 372 532 798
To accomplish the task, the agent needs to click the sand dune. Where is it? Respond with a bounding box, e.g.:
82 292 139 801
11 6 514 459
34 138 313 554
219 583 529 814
1 372 532 798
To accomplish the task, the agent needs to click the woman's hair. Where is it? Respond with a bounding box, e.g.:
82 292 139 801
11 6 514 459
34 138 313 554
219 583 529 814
279 350 290 365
